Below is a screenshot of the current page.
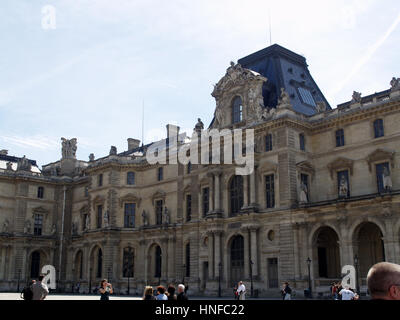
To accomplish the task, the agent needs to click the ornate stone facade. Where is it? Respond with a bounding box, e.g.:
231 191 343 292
1 45 400 298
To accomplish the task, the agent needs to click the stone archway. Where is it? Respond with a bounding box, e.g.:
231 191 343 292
147 243 162 284
29 250 48 279
74 250 84 281
354 222 385 278
312 227 341 279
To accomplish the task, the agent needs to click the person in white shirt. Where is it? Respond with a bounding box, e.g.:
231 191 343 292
236 281 246 300
339 286 355 300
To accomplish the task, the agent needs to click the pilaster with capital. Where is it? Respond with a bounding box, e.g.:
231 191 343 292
207 232 214 279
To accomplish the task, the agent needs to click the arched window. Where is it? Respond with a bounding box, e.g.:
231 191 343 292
230 236 244 285
123 247 134 278
31 251 41 278
127 172 135 185
96 248 103 278
185 243 190 277
155 246 162 278
232 96 243 124
229 176 244 216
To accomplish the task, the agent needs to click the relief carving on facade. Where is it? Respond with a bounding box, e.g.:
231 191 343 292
61 138 77 159
390 77 400 91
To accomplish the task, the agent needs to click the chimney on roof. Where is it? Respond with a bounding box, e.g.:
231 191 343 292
127 138 141 150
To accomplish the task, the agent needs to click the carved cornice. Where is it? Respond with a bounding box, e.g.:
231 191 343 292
296 161 315 178
119 193 141 208
366 149 395 171
327 157 354 179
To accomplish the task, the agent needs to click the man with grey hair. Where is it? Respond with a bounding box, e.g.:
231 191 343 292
367 262 400 300
177 284 188 300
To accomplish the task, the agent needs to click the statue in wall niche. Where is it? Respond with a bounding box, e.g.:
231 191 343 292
6 162 13 171
351 91 362 103
163 207 170 225
339 175 349 198
85 215 90 231
89 153 95 162
24 220 31 234
61 137 77 159
390 77 400 90
299 182 308 203
17 156 31 171
142 210 148 226
72 221 78 235
2 219 9 233
51 224 57 235
383 166 393 192
109 146 117 156
103 210 110 228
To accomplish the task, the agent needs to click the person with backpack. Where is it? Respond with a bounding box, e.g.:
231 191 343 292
20 280 35 300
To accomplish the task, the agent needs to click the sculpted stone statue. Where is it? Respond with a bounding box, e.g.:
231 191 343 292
2 219 9 233
351 91 362 103
72 221 78 235
299 182 308 203
109 146 117 156
17 156 31 171
277 88 291 109
195 118 204 132
316 101 327 113
6 162 13 171
214 101 223 126
24 220 31 234
51 224 57 235
247 87 264 121
382 167 393 192
103 210 110 228
61 138 77 159
339 176 349 198
390 77 400 90
85 215 90 231
142 210 148 226
163 207 170 225
89 153 95 162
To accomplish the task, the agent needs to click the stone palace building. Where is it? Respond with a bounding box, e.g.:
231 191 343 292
1 44 400 297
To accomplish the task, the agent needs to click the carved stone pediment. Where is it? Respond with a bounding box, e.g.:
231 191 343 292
151 190 166 203
211 62 267 128
366 149 395 172
92 195 105 209
183 184 191 194
119 193 141 208
327 157 354 179
80 204 89 215
296 161 315 175
32 206 49 218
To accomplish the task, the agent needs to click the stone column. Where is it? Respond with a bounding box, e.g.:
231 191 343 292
243 229 250 278
243 176 249 207
0 246 5 279
214 173 221 212
249 168 257 207
293 224 300 281
161 238 168 280
214 231 222 279
249 228 258 277
208 232 214 279
167 236 175 280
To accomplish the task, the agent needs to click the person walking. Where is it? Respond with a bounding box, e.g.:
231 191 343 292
99 279 113 300
338 286 355 301
21 280 35 300
32 276 49 300
156 286 168 300
236 281 246 300
142 286 156 300
281 282 292 300
177 284 188 300
167 285 177 300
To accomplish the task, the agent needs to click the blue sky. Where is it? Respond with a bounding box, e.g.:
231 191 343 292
0 0 399 167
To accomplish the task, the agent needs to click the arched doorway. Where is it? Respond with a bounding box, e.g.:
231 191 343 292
313 227 341 279
30 251 41 279
155 246 162 278
147 244 162 283
74 250 83 281
229 176 244 216
230 235 244 286
89 246 103 281
355 222 385 278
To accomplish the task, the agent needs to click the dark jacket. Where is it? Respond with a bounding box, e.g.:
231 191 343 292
177 292 188 301
143 294 156 300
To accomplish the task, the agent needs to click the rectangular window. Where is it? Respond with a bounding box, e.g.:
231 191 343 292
376 162 390 193
37 186 44 199
265 134 273 152
300 173 309 201
157 167 163 181
34 214 43 236
186 194 192 222
202 187 209 216
127 172 135 185
156 200 163 225
374 119 384 138
336 129 345 147
298 87 316 107
265 175 275 208
299 133 305 151
97 205 103 228
267 258 279 288
337 170 350 198
98 174 103 187
124 203 136 228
